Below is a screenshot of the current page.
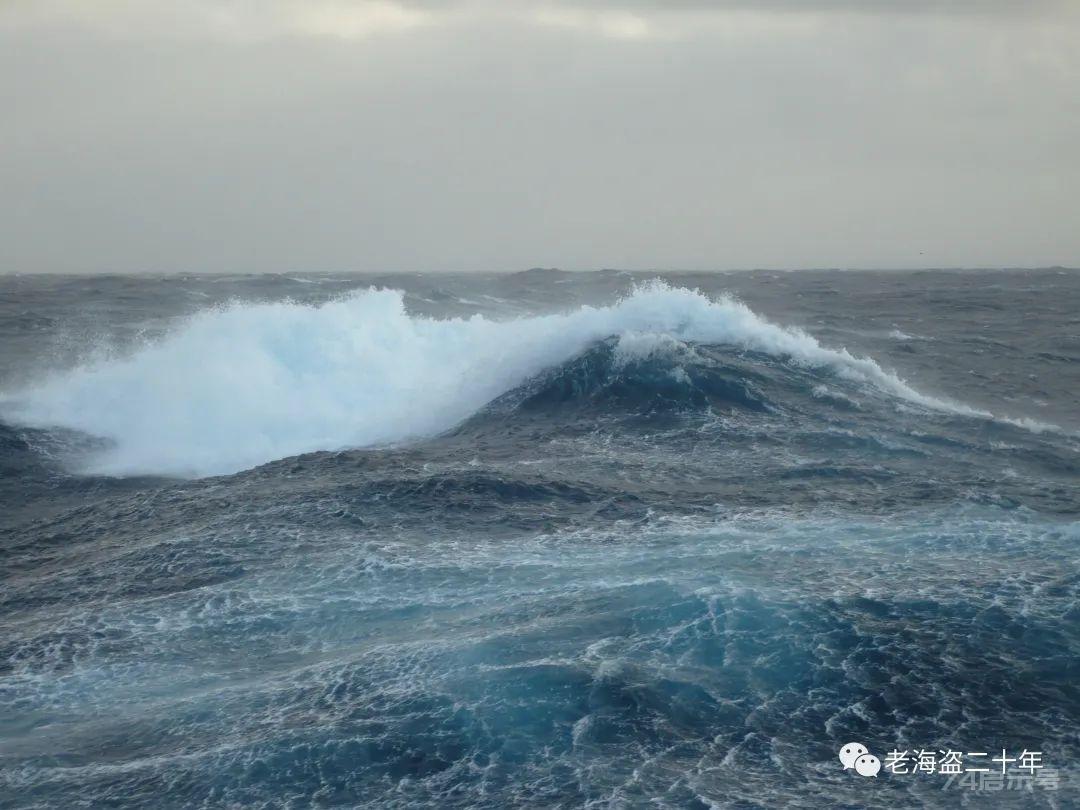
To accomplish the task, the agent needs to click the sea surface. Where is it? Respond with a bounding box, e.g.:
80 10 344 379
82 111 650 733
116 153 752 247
1 269 1078 809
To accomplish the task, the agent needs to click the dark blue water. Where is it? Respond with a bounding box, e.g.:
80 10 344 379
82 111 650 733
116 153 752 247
1 269 1078 808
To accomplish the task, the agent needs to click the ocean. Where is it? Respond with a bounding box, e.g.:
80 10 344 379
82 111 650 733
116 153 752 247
0 268 1078 808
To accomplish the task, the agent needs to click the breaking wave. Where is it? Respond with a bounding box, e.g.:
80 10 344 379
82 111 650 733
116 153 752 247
0 281 1032 477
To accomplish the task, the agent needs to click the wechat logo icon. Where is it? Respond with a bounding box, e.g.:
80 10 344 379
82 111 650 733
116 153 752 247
839 743 881 777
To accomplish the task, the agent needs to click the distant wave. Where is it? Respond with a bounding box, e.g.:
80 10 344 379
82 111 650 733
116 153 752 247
0 281 1052 477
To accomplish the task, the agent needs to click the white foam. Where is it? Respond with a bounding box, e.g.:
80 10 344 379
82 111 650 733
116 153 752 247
612 332 692 366
0 281 1053 477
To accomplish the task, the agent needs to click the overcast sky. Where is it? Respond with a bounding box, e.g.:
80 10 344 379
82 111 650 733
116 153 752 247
1 0 1078 273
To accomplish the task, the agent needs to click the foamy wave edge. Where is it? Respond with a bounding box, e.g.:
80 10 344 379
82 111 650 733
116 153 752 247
0 281 1064 477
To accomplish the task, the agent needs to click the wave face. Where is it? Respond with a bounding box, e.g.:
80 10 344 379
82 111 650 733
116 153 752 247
2 281 994 477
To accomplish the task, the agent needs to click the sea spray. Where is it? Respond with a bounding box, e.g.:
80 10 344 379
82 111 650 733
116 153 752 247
0 281 1048 476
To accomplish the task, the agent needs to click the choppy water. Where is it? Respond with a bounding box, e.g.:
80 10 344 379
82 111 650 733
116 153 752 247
1 269 1078 808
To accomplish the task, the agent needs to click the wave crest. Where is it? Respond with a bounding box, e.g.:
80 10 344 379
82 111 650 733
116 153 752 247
0 281 1001 477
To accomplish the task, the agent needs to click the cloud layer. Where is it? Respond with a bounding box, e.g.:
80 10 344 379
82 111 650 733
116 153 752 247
1 0 1078 271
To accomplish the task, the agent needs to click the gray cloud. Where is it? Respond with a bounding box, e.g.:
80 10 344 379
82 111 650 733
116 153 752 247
1 1 1078 272
560 0 1067 11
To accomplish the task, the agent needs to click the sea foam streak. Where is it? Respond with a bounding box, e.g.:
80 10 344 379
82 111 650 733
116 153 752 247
0 282 1016 477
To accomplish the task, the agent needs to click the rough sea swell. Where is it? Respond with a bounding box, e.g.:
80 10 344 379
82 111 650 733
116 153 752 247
0 281 1060 478
1 270 1079 808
